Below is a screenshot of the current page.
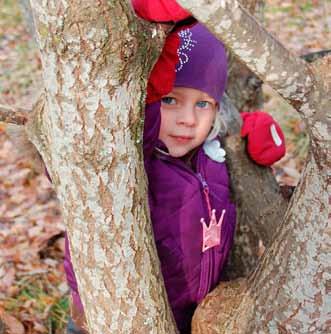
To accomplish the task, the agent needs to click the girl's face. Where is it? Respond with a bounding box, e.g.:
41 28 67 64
159 87 217 158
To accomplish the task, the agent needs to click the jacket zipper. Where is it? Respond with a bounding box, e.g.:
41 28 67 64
156 150 215 302
196 171 215 302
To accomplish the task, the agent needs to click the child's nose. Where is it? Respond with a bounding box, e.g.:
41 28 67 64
177 105 196 126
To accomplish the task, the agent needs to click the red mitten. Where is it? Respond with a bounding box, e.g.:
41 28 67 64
241 111 286 166
132 0 191 22
147 31 180 103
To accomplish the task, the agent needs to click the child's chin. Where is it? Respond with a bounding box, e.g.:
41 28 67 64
168 148 189 158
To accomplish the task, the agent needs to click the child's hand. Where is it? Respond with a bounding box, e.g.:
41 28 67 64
131 0 191 22
240 111 286 166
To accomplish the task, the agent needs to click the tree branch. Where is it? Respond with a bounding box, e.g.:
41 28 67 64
219 94 288 279
301 49 331 63
0 104 29 125
177 0 316 114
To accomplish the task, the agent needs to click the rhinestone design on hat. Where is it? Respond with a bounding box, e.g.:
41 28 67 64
176 29 197 72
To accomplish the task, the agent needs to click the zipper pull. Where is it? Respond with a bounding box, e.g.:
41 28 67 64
197 173 208 190
197 173 212 218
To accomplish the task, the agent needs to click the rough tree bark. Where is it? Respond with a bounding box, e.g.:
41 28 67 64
223 0 288 279
175 1 330 333
227 0 265 112
27 1 178 333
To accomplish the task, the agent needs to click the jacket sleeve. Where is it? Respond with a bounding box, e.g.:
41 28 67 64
143 102 161 159
64 233 84 312
131 0 191 22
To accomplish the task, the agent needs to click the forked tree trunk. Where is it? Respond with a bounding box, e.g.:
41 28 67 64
175 1 330 332
25 0 330 333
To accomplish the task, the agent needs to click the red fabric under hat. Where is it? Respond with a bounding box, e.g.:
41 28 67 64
132 0 191 22
146 30 180 104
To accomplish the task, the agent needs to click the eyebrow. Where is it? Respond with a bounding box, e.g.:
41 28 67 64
195 92 215 101
167 90 216 103
201 96 214 101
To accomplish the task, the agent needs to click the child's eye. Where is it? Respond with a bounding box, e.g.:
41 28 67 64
196 101 211 108
161 96 176 105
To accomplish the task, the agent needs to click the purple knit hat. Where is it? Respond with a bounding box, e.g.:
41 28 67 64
147 23 228 104
174 23 228 103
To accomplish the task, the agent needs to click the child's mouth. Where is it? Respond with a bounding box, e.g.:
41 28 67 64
171 135 193 144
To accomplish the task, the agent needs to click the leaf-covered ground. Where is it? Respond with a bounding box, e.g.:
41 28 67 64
1 2 68 332
0 0 330 333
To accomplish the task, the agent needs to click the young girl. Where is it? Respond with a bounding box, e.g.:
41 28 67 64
142 23 236 334
65 3 285 333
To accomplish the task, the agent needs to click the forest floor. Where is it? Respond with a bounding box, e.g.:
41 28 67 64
0 0 330 333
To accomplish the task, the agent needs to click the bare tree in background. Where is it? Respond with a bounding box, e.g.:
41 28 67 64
18 0 36 39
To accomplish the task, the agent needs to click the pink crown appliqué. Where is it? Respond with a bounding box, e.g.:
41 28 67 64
201 209 225 252
176 29 197 72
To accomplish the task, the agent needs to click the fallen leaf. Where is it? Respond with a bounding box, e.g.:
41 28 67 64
0 309 25 334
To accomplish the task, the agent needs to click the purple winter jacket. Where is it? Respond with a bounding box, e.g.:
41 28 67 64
64 100 236 333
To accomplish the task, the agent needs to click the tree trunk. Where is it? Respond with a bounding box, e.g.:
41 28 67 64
27 1 177 333
24 0 330 333
175 1 330 332
224 0 288 279
18 0 37 39
227 0 265 112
